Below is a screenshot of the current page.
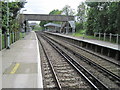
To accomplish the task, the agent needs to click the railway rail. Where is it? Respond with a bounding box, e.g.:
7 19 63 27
36 31 120 89
37 33 94 89
38 35 60 88
44 32 120 77
36 32 118 89
46 32 120 67
45 32 120 60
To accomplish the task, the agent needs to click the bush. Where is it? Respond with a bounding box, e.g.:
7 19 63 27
75 22 83 32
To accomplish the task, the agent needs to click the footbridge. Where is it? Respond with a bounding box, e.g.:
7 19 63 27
21 14 74 21
20 14 75 33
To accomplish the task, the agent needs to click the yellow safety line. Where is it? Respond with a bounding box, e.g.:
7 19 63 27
10 63 20 74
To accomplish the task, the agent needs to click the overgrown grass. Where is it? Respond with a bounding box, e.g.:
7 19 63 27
72 33 98 39
72 29 97 39
72 29 118 44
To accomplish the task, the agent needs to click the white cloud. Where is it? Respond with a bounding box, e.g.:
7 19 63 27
24 0 85 14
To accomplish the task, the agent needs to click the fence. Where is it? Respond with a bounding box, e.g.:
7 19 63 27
0 33 1 50
94 32 120 44
0 31 24 50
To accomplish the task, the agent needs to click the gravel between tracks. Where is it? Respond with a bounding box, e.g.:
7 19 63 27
47 34 120 76
45 34 120 89
38 34 91 89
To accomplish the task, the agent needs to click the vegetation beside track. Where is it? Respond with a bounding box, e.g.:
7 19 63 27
71 30 119 44
1 1 26 49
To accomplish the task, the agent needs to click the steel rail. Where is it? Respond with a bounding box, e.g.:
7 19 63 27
40 33 109 90
61 39 120 67
37 33 61 89
45 32 120 67
43 33 120 86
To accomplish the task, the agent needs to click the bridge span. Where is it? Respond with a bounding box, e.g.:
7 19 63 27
21 14 75 22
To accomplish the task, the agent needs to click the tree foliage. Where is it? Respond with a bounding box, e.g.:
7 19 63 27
39 9 62 29
39 5 75 29
1 1 25 33
75 22 83 32
86 2 120 35
49 9 62 15
62 5 75 16
76 2 86 23
76 2 86 33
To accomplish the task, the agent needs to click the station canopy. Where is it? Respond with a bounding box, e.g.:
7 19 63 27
44 23 61 27
68 21 75 29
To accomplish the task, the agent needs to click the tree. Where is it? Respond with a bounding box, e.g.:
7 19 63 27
1 1 26 48
1 1 25 33
62 5 75 16
39 21 49 29
49 9 62 15
39 9 62 29
76 2 86 23
75 22 83 32
75 2 86 32
85 1 120 35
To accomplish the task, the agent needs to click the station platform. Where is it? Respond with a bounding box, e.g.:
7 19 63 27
2 31 43 88
53 33 119 51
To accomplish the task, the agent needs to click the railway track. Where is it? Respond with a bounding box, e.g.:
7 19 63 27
37 33 93 89
46 32 120 62
44 33 120 77
46 33 120 67
37 32 120 89
38 37 58 88
36 32 113 89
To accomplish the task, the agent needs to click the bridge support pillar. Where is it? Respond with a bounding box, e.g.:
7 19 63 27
66 22 69 34
72 28 75 33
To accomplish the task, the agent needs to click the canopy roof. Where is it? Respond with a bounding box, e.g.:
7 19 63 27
68 21 75 29
44 23 61 27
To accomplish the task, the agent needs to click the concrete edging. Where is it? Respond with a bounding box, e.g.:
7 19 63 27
33 31 43 88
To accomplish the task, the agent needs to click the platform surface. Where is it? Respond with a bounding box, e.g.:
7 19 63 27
52 33 119 51
2 31 43 88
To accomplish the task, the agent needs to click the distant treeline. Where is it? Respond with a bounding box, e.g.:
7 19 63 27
86 2 120 35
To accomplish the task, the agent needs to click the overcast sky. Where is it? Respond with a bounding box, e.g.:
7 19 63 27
21 0 85 14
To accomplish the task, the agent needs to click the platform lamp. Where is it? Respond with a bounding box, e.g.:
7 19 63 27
6 0 13 49
21 9 27 31
6 0 10 49
21 9 27 38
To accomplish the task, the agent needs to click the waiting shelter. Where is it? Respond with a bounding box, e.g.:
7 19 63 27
44 23 61 33
60 21 75 34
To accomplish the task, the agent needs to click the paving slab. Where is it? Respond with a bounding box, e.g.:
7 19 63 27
2 31 43 88
3 74 37 88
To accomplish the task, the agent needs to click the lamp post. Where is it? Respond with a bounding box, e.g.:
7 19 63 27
0 1 2 51
21 9 27 31
6 0 10 49
21 9 27 38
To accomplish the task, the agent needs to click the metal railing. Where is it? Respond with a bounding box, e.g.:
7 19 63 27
94 32 120 44
1 31 25 50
